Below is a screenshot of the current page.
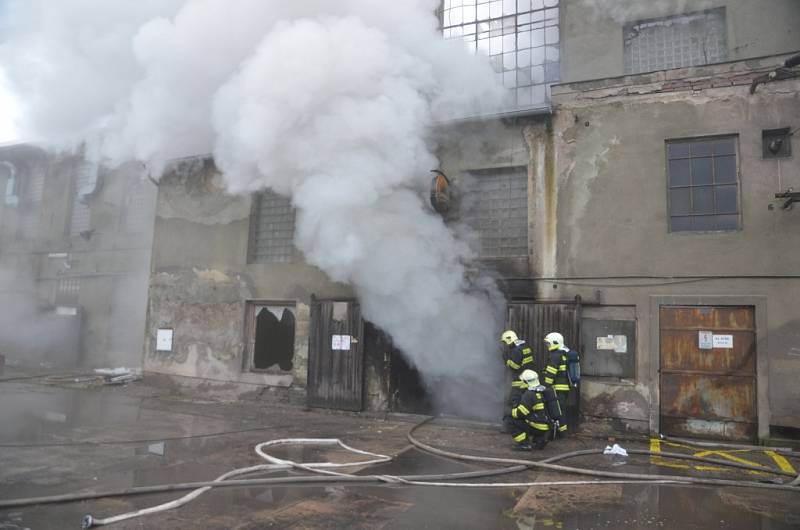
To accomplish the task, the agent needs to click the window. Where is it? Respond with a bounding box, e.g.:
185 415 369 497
667 136 739 232
441 0 560 109
245 303 296 372
624 8 727 74
55 278 80 307
2 161 18 206
17 167 45 240
461 167 528 257
248 190 296 263
68 162 99 236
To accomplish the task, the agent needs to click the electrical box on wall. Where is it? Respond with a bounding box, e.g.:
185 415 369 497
762 128 792 159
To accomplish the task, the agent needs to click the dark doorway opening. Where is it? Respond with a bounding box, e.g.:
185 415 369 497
253 306 296 371
390 350 433 415
363 323 433 415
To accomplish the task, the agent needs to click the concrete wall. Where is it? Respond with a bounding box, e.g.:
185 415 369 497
0 145 156 368
143 160 352 394
561 0 800 83
548 55 800 436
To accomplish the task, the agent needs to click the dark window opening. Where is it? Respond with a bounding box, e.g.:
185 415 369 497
390 347 433 415
252 305 296 371
667 135 740 232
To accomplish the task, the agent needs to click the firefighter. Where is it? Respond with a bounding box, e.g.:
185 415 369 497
543 331 571 437
509 369 550 450
500 330 534 429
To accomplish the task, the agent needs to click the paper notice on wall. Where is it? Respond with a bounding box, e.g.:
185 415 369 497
698 331 713 350
156 329 173 351
597 335 627 353
340 335 351 351
331 334 342 350
712 334 734 348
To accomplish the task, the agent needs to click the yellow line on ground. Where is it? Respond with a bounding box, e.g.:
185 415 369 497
764 450 797 474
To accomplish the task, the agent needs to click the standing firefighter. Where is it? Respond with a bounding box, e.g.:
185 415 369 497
508 369 550 450
543 331 580 437
500 330 534 428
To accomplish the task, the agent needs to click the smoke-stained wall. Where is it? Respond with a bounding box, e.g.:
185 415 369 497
561 0 800 84
0 145 156 368
549 54 800 437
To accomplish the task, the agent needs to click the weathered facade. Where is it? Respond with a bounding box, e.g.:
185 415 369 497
0 145 156 368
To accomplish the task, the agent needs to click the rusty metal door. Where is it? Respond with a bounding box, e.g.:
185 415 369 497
307 299 365 411
659 306 757 441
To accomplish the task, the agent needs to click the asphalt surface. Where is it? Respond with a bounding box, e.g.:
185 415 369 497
1 371 798 529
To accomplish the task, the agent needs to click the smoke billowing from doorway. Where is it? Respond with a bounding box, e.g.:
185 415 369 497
2 1 508 417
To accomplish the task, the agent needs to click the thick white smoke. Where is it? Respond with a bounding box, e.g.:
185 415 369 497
1 0 508 416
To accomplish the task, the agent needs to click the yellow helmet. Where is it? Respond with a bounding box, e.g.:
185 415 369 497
519 369 539 388
544 332 564 351
500 330 518 345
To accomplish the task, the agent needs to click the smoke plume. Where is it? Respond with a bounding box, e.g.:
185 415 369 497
1 0 508 416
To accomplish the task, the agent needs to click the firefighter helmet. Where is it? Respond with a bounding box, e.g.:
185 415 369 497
519 369 539 389
544 332 564 351
500 330 518 345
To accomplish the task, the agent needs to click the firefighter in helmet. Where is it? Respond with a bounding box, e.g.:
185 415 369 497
508 369 550 450
543 331 571 436
500 330 534 429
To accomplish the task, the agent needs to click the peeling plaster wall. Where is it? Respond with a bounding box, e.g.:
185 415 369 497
549 56 800 436
144 162 352 395
561 0 800 84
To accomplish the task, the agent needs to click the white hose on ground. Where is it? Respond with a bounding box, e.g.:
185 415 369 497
83 438 392 528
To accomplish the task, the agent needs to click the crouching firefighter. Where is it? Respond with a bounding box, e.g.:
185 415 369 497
543 332 580 437
500 330 534 429
509 370 550 451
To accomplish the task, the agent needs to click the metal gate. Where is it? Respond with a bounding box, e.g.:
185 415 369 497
659 306 757 441
307 299 365 411
507 302 581 427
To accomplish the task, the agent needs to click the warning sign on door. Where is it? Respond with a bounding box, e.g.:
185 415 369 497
698 331 713 350
712 334 734 349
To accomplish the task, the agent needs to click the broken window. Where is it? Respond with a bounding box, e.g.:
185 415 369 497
248 191 296 263
16 167 45 240
667 136 739 232
247 304 296 372
68 162 99 236
624 8 727 75
1 160 18 206
460 166 528 257
441 0 560 109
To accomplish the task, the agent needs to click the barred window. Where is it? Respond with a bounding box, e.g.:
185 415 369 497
441 0 560 109
667 136 739 232
55 277 80 307
248 191 296 263
68 162 98 236
624 8 727 74
17 167 45 240
461 167 528 257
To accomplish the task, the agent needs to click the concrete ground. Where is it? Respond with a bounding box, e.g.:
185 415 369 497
1 370 798 530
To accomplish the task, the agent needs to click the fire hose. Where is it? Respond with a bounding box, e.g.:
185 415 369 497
0 418 796 528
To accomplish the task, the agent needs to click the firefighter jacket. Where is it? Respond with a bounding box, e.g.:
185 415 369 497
543 348 570 393
503 339 534 377
510 385 550 432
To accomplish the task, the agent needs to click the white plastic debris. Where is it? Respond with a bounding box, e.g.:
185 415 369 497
603 443 628 457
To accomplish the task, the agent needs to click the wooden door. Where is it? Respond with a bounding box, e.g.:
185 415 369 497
659 306 757 441
307 299 365 411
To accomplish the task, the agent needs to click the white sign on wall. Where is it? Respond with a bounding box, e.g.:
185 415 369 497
698 331 713 350
156 328 173 351
712 334 734 349
596 335 627 353
331 335 352 351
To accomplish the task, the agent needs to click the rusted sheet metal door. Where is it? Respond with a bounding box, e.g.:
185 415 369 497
659 306 756 441
307 299 365 411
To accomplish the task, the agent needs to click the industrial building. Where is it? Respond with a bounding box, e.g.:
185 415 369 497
1 0 798 443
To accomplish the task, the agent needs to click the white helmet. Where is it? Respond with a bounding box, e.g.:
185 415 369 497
519 369 539 389
544 332 564 351
500 330 518 345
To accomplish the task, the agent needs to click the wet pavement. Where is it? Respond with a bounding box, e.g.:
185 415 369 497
1 375 798 529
